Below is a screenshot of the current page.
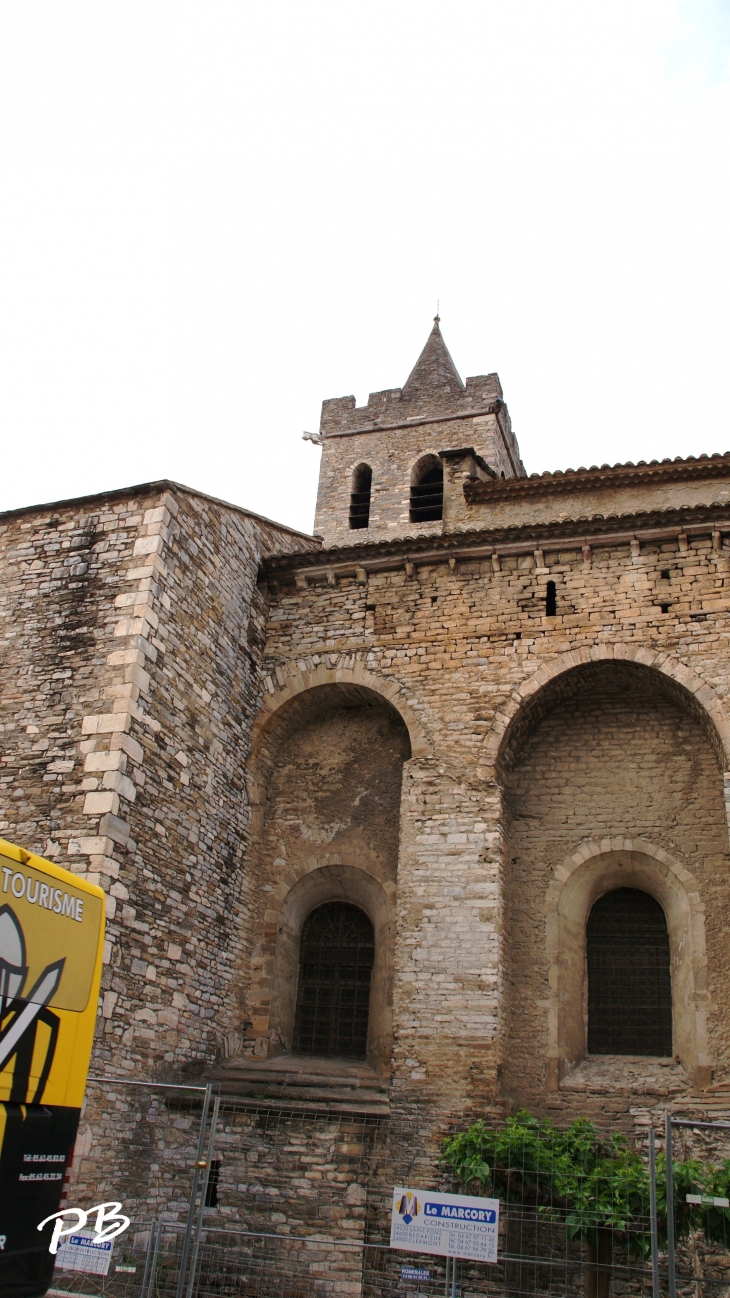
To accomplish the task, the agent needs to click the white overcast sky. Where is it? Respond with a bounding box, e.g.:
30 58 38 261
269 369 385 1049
1 2 729 536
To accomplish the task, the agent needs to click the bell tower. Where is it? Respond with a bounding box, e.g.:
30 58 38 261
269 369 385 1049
312 318 525 547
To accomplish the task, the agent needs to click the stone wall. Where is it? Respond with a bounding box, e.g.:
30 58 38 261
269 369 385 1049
462 453 730 531
0 482 314 1082
4 386 730 1214
70 1092 464 1298
260 518 730 1125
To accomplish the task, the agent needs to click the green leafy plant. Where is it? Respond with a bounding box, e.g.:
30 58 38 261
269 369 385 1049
442 1112 648 1249
441 1111 730 1298
660 1152 730 1245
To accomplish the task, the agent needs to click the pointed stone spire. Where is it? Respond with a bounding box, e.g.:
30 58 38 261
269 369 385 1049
402 316 465 399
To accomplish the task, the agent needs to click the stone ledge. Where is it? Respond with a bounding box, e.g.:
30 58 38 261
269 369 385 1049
561 1055 688 1097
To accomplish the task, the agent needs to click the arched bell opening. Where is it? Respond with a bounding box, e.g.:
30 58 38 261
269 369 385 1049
349 463 372 530
410 454 443 523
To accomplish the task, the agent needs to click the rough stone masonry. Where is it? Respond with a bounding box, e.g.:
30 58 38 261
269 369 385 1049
3 317 730 1218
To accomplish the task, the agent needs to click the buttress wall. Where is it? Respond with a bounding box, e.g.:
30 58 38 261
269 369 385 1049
0 484 313 1081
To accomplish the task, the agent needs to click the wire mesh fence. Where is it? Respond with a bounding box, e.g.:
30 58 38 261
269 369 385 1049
45 1215 659 1298
48 1083 730 1298
664 1116 730 1298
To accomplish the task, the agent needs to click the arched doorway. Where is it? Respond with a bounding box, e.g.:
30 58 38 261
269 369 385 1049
587 887 672 1056
293 902 375 1058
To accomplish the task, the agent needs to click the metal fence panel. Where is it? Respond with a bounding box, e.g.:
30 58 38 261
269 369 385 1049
51 1087 730 1298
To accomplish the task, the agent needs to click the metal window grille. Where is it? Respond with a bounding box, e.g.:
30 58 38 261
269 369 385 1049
293 901 374 1058
587 887 672 1055
410 463 443 522
349 465 372 529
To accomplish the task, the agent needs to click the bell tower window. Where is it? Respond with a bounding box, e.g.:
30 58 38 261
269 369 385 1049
410 455 443 523
293 902 375 1058
587 887 672 1056
349 464 372 530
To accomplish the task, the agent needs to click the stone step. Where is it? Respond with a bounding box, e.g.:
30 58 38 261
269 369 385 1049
217 1067 381 1091
214 1080 388 1103
206 1053 389 1114
217 1053 376 1074
211 1092 391 1117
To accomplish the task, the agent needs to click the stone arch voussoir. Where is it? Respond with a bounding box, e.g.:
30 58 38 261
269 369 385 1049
477 645 730 781
250 662 429 772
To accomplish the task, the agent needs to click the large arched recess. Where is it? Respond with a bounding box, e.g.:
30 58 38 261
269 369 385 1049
478 646 730 781
242 679 413 1074
493 655 730 1106
248 664 428 833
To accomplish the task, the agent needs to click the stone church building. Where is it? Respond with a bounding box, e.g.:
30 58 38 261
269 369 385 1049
2 317 730 1160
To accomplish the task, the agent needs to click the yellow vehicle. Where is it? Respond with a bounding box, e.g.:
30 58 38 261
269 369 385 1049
0 838 105 1298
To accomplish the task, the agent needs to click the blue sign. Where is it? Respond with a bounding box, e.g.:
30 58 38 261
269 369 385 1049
424 1202 497 1223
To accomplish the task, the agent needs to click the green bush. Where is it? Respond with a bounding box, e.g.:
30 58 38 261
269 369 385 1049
441 1110 730 1255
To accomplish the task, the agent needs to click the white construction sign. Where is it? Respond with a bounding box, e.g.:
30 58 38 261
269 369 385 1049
390 1187 499 1263
55 1230 113 1276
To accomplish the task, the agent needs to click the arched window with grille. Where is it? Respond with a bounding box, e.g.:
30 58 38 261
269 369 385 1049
410 455 443 523
349 463 372 529
293 902 375 1058
587 887 672 1055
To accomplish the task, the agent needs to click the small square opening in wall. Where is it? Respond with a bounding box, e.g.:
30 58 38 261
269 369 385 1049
660 604 671 614
661 569 671 579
